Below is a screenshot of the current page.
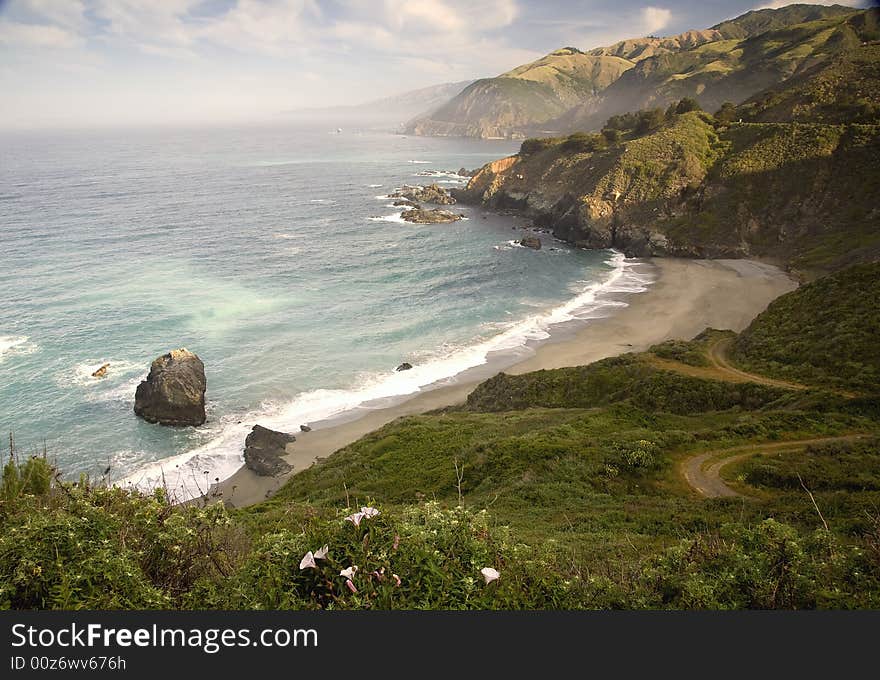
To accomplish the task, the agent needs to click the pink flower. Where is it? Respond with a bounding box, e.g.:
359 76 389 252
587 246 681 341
360 506 379 518
314 544 329 560
481 567 500 584
345 579 358 594
299 551 316 570
393 573 402 587
345 512 365 526
340 566 358 579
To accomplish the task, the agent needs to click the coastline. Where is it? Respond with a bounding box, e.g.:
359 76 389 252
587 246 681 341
214 257 797 508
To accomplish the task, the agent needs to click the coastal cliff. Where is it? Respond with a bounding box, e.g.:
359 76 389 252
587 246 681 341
455 47 880 278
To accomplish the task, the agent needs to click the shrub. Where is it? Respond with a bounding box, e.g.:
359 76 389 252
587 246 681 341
222 503 575 610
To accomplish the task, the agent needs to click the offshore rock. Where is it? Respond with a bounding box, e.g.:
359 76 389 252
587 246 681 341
134 349 206 426
401 207 463 224
391 183 457 205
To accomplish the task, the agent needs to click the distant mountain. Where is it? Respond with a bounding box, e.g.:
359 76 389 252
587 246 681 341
406 4 865 139
404 48 633 138
283 80 473 126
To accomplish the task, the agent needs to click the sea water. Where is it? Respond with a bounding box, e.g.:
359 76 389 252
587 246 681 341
0 122 652 498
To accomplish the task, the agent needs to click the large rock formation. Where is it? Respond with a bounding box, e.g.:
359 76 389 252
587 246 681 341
390 183 456 205
400 207 463 224
243 425 294 476
134 349 206 426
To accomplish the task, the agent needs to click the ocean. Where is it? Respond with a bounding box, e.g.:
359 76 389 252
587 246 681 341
0 122 652 498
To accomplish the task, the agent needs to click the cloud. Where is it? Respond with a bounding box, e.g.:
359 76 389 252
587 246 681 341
0 18 83 47
639 6 672 36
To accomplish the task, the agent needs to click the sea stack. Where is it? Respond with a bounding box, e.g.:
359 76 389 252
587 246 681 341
134 348 206 427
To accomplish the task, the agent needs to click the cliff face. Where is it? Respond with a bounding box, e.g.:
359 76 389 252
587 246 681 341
457 112 880 277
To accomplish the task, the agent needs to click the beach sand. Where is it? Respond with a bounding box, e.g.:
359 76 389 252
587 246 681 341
214 257 797 508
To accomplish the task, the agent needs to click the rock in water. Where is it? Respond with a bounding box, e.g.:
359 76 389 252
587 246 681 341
390 183 456 205
518 236 542 250
396 362 413 371
244 425 295 476
91 363 110 379
300 424 312 432
400 207 463 224
134 349 206 426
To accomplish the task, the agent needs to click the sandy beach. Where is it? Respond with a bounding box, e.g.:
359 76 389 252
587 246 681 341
214 257 797 508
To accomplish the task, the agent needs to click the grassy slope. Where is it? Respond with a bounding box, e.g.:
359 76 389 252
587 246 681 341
563 8 869 132
732 262 880 391
265 270 880 589
409 6 868 138
406 51 633 137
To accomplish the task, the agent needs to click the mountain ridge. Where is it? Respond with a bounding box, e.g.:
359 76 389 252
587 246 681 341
406 4 868 139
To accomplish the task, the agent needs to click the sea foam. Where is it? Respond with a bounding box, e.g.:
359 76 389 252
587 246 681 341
0 335 37 362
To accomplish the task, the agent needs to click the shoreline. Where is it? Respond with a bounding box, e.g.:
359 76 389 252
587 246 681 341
213 257 797 508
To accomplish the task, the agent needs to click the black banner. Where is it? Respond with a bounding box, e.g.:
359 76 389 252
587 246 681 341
2 611 879 676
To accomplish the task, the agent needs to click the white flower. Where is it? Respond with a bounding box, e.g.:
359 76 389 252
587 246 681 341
299 551 316 570
340 566 358 579
481 567 500 584
345 512 365 526
360 506 379 518
314 544 329 560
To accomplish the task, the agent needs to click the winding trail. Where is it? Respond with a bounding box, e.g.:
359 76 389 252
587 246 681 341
681 435 869 498
705 336 806 391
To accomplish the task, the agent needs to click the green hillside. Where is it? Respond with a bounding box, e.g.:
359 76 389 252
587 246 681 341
567 7 872 131
457 44 880 278
408 4 871 139
405 49 633 139
733 262 880 391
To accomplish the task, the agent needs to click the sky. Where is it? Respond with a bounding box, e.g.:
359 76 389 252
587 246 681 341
0 0 871 129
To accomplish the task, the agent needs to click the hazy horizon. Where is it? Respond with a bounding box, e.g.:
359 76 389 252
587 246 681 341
0 0 870 130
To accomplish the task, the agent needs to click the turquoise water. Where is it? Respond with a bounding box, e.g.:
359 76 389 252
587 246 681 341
0 123 650 497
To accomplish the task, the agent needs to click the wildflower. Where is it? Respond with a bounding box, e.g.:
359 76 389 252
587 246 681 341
392 534 400 551
299 551 316 570
345 579 358 594
481 567 500 584
340 566 358 579
361 506 379 518
314 544 329 560
345 512 365 526
393 573 401 587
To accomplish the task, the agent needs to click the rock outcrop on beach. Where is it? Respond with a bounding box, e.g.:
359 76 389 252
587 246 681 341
134 349 206 427
396 362 413 371
390 184 456 205
518 236 542 250
243 425 295 477
400 207 463 224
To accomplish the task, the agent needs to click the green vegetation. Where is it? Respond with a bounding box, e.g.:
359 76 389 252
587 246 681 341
733 263 880 391
3 258 879 610
408 6 873 138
